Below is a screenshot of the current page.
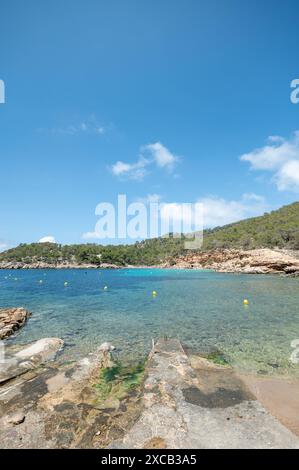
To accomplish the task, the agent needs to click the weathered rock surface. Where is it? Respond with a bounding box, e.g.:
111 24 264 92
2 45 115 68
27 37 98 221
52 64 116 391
111 339 299 449
15 338 64 361
0 308 31 340
0 338 64 383
0 343 142 448
167 248 299 275
1 337 299 449
5 412 26 425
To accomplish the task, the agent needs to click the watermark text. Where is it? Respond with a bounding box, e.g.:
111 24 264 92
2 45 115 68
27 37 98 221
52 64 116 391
83 195 203 250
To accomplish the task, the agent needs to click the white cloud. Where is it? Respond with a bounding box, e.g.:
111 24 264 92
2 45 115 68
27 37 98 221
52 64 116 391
198 194 267 228
240 131 299 191
0 243 8 252
268 135 285 144
141 142 179 170
276 160 299 191
111 142 180 181
111 157 149 181
157 194 266 233
38 236 57 243
155 194 266 230
241 192 265 203
63 121 106 135
38 116 106 136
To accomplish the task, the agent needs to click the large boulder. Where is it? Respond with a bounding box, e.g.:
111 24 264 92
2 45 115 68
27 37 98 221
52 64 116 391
0 338 64 383
0 308 31 340
15 338 64 361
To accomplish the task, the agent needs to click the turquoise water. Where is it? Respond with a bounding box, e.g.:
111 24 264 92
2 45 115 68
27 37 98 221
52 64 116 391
1 268 299 375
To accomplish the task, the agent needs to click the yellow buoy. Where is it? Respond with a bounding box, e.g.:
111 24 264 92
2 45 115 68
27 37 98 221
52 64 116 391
152 290 158 297
243 299 249 305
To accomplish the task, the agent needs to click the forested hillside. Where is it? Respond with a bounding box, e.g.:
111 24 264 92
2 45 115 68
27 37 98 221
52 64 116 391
1 202 299 266
0 236 185 266
202 201 299 250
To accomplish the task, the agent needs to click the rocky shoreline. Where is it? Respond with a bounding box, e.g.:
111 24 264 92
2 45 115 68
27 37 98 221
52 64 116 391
1 248 299 275
1 337 298 448
0 338 144 448
0 261 120 269
163 248 299 276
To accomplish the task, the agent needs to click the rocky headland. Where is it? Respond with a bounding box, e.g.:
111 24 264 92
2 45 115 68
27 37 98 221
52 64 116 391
164 248 299 275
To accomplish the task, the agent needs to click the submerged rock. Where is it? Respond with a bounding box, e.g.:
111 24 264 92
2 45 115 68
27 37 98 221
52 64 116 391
98 342 116 368
0 307 31 340
99 342 116 352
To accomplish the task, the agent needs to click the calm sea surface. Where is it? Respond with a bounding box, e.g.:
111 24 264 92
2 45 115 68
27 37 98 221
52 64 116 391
1 268 299 375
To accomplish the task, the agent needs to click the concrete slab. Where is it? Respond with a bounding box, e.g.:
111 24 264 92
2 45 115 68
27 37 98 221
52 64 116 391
240 374 299 438
111 338 299 449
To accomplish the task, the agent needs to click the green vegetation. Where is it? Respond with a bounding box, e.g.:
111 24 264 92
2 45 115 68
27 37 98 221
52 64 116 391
205 351 229 367
94 360 146 401
202 201 299 250
0 236 185 266
1 202 299 266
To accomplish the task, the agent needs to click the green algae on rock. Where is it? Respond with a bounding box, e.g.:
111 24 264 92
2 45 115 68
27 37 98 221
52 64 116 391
94 360 146 402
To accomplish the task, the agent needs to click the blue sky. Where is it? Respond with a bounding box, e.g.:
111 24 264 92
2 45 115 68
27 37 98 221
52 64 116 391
1 0 299 248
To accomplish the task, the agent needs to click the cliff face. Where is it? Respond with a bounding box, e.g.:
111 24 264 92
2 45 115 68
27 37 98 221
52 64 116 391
164 248 299 275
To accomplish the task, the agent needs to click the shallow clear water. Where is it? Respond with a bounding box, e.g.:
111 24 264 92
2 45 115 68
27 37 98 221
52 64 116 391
1 268 299 376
